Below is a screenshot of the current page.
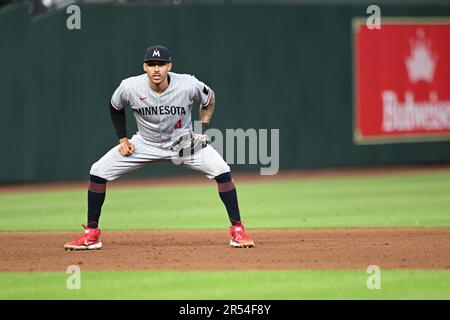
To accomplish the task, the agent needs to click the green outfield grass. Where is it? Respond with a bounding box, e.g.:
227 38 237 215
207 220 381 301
0 171 449 231
1 170 450 299
1 270 449 300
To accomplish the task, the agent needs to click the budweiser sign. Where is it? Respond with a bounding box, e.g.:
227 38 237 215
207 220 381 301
353 20 450 143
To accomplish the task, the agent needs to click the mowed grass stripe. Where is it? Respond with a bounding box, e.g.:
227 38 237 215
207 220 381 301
0 270 449 299
0 171 449 231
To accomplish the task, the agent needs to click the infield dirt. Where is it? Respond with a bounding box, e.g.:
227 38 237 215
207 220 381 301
1 228 450 272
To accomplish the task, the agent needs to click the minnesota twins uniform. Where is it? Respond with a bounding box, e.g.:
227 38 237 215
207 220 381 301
90 72 230 180
63 45 255 251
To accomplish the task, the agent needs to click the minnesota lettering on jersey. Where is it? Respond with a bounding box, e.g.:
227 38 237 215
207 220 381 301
134 106 186 116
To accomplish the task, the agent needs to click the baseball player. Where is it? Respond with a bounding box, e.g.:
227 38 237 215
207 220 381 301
64 45 255 250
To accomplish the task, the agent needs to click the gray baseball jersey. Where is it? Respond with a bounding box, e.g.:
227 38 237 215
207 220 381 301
91 71 229 181
110 72 212 148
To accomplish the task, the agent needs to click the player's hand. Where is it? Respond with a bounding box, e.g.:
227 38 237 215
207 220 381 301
118 138 135 156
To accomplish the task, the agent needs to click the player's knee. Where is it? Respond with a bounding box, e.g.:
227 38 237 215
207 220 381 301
89 162 108 181
90 162 100 176
217 161 230 176
90 174 107 184
215 171 232 183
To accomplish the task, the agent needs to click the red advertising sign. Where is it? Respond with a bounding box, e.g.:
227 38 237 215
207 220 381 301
353 19 450 143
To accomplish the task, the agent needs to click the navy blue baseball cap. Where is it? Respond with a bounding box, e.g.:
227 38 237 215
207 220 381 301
144 45 171 63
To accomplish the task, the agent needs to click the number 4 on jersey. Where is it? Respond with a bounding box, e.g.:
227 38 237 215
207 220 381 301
174 119 182 129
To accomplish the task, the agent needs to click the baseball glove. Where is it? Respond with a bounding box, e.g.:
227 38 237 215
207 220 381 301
170 132 211 157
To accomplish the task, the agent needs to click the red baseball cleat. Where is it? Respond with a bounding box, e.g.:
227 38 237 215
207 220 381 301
229 222 255 248
64 225 102 251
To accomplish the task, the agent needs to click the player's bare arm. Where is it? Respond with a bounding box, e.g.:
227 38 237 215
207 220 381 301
119 137 135 156
199 91 215 133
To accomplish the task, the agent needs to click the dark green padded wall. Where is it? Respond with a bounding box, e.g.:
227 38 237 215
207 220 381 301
1 3 449 182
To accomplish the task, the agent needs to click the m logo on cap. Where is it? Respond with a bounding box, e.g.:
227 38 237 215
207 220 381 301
152 49 160 57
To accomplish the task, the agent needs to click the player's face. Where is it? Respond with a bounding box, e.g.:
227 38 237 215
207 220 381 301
143 61 172 85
